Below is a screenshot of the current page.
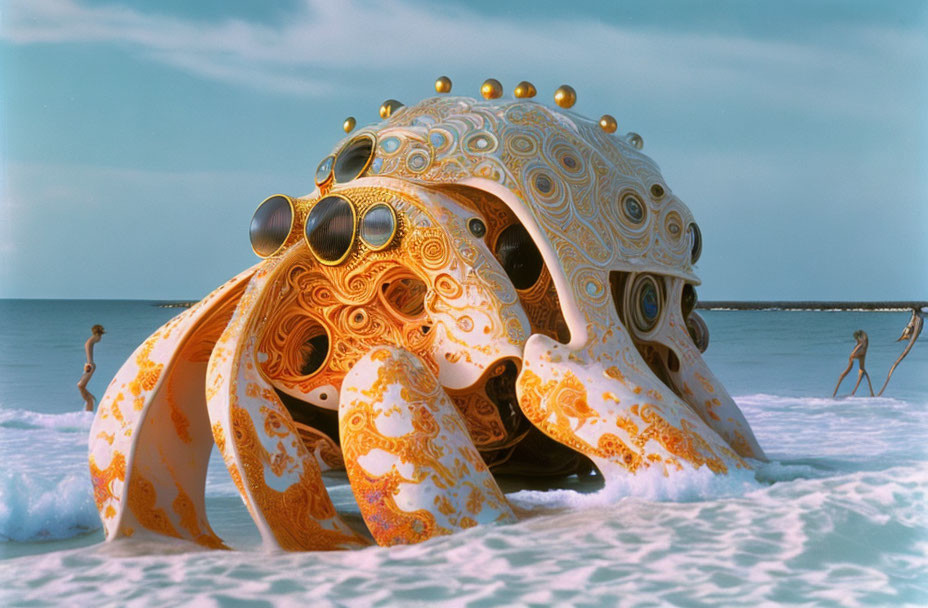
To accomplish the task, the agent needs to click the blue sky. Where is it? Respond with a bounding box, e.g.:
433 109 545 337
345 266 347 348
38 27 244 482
1 0 926 300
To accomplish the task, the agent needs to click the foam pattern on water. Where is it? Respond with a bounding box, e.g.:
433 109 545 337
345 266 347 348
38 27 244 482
0 465 925 607
0 472 100 542
1 323 927 607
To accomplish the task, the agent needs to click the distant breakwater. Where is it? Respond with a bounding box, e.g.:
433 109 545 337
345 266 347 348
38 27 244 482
697 301 927 312
155 300 927 311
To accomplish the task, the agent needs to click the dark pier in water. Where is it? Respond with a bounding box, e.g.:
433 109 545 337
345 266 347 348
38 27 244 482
697 301 927 312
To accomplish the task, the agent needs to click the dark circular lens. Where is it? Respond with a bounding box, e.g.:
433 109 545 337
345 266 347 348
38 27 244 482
682 284 697 319
623 195 645 224
305 196 356 264
315 155 334 185
494 223 543 290
468 218 487 238
333 135 375 183
629 274 662 334
686 311 710 353
688 222 702 264
650 184 665 198
360 203 396 250
249 195 293 257
641 284 659 320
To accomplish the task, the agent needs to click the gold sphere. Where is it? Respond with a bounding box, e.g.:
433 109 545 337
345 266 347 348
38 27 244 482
554 85 577 108
343 116 356 133
379 99 404 119
435 76 452 94
480 78 503 100
598 114 617 133
513 81 537 99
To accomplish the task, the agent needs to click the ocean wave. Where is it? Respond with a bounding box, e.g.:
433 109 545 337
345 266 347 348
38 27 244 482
0 408 94 433
0 472 101 542
734 393 913 409
508 463 761 515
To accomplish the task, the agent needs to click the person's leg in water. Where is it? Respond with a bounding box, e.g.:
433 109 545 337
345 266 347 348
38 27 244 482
850 359 874 396
833 360 854 397
77 364 95 411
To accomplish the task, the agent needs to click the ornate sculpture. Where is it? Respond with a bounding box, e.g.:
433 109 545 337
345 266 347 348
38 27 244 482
89 80 765 551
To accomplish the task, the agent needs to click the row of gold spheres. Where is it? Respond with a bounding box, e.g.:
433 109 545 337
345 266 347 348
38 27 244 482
342 76 620 136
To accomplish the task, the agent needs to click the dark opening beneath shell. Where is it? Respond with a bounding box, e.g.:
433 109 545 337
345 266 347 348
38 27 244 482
495 224 544 290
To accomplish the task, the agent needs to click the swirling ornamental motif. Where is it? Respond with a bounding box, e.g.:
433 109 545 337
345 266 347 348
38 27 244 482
89 77 766 551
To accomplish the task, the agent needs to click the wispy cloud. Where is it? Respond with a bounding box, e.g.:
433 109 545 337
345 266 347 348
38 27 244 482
2 0 924 121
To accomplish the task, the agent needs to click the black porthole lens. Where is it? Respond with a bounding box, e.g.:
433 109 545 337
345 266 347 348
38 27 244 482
623 195 645 224
640 283 659 322
630 275 661 334
360 204 396 250
305 196 356 264
686 312 710 353
494 224 543 290
650 184 665 198
682 283 697 319
315 155 335 185
689 222 702 264
333 135 375 183
249 195 293 257
468 218 487 238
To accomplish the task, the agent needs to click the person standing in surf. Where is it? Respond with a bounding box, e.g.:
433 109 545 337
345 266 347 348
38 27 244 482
77 324 105 411
878 307 925 396
833 329 874 397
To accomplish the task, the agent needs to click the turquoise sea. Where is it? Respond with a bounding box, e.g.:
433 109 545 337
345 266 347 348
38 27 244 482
0 301 926 606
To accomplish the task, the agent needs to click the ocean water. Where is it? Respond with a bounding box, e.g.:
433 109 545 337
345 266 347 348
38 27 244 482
0 300 926 607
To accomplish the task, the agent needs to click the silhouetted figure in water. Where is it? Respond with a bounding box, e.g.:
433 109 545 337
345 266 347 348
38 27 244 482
77 324 105 411
833 329 874 397
878 307 925 396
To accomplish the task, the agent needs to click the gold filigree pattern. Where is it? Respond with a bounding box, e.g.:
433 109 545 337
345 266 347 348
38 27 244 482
340 347 514 546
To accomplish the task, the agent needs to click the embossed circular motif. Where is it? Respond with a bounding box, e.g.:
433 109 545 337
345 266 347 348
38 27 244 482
665 211 683 241
464 132 497 154
429 131 448 150
507 134 536 156
406 150 431 173
534 173 553 194
380 136 401 154
622 194 646 225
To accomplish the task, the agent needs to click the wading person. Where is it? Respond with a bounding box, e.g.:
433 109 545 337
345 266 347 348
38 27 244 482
77 324 105 411
832 329 874 397
878 307 925 396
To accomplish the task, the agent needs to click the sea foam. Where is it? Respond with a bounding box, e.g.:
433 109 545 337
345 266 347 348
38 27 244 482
0 472 100 542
